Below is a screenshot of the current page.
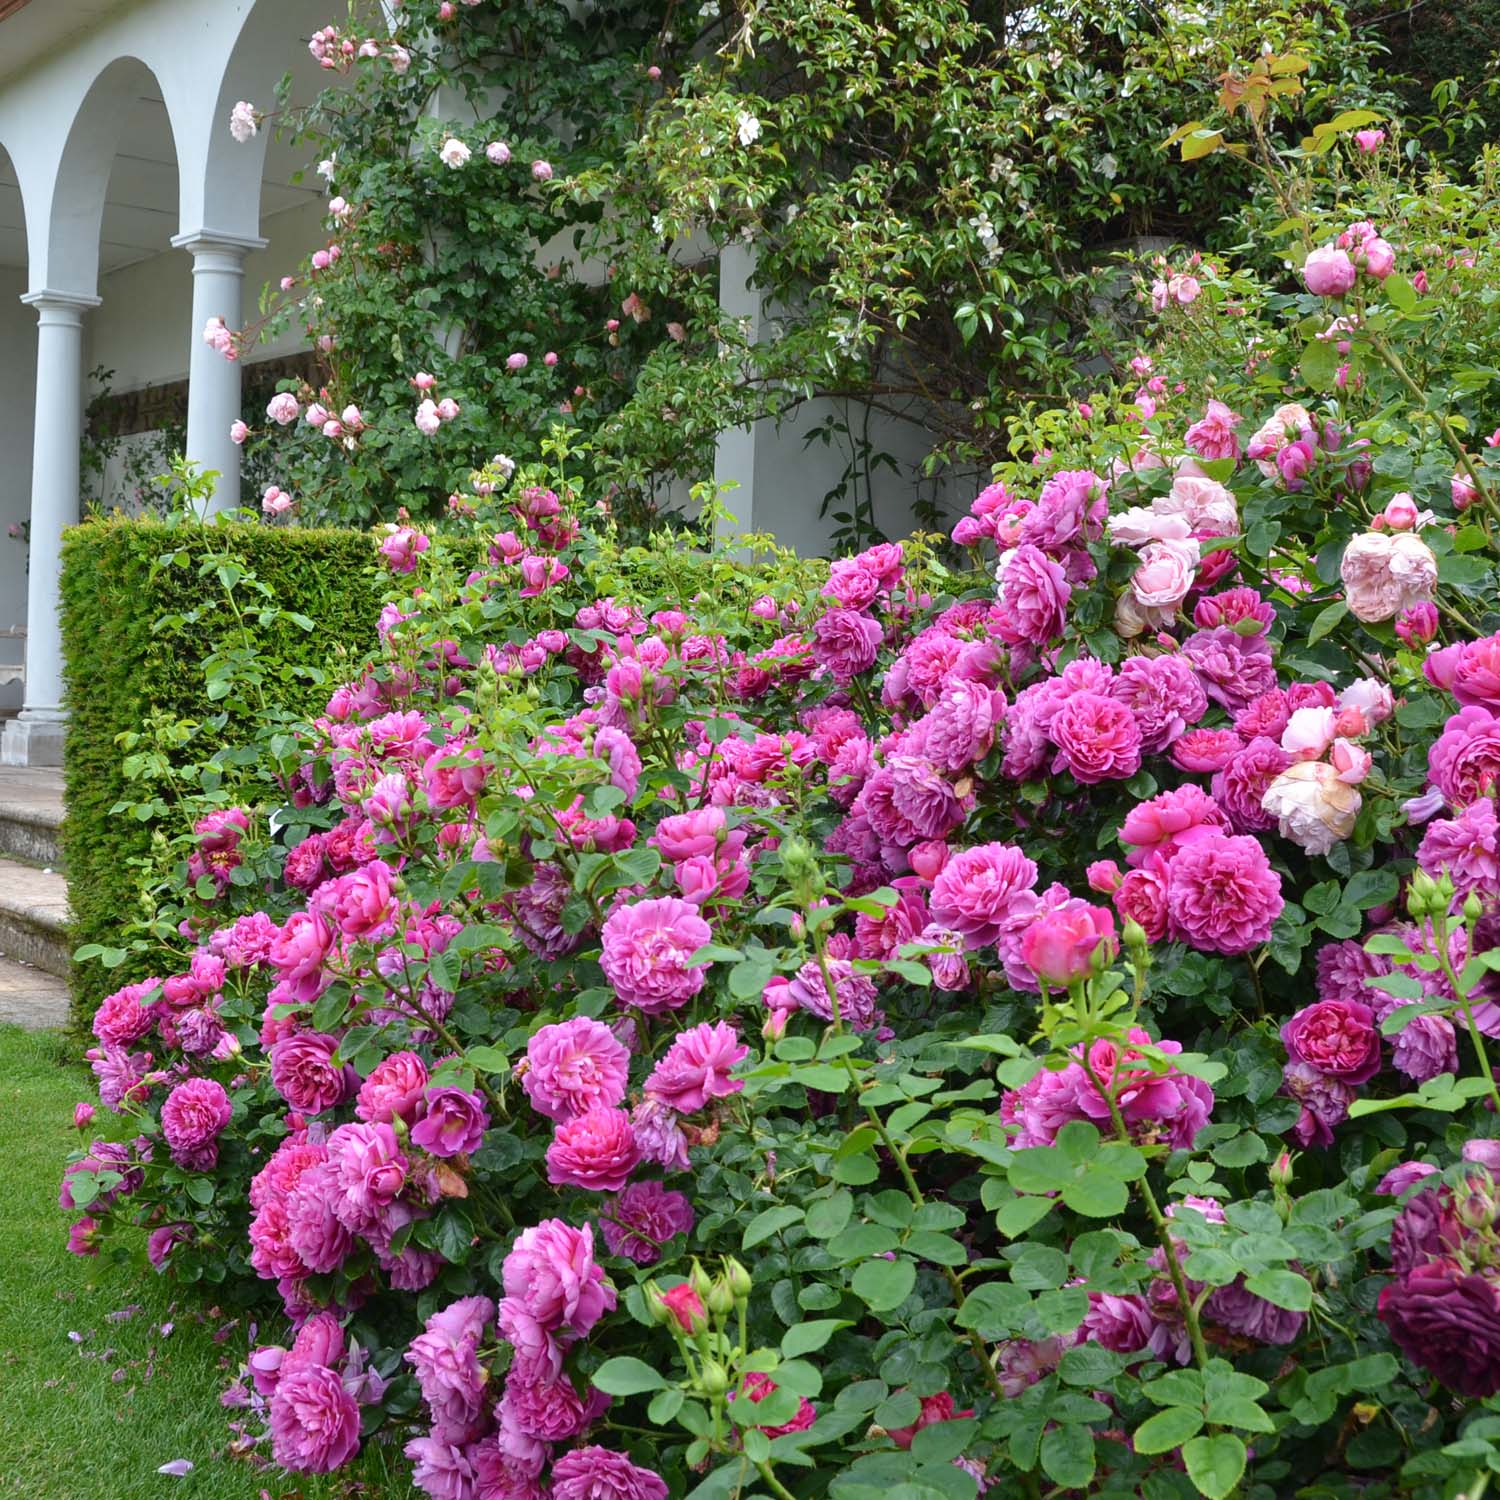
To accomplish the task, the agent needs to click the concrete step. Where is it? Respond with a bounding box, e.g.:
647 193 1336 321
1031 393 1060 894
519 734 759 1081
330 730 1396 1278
0 856 71 980
0 954 70 1030
0 766 64 869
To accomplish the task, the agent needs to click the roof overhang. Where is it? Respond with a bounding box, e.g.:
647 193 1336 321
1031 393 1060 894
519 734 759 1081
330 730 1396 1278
0 0 135 91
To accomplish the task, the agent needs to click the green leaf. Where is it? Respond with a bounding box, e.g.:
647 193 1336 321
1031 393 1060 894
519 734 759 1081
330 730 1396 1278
956 1282 1030 1337
805 1191 854 1240
1060 1173 1129 1217
592 1357 667 1396
1133 1406 1204 1454
1183 1433 1247 1500
1205 1395 1275 1433
1384 274 1417 314
995 1194 1055 1237
1040 1424 1097 1489
1305 600 1348 645
743 1205 805 1250
781 1319 850 1358
1242 1266 1312 1310
851 1256 916 1312
465 1045 510 1073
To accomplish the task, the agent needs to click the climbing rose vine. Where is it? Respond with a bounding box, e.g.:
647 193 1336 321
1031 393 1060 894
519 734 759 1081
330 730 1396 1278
64 157 1500 1499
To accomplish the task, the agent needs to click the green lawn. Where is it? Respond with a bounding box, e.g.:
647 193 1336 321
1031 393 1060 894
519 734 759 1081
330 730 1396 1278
0 1025 414 1500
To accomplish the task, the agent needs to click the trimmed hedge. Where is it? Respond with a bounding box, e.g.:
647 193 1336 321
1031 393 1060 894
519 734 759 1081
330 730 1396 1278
59 519 385 1026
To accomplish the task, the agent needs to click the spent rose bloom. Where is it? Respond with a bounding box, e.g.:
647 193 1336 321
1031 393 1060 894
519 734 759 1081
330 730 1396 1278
600 1180 694 1264
1341 530 1438 622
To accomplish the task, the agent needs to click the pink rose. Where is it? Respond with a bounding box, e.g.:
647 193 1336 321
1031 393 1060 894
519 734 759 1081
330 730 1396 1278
1282 1000 1382 1083
1019 903 1116 986
546 1106 641 1193
1303 245 1357 297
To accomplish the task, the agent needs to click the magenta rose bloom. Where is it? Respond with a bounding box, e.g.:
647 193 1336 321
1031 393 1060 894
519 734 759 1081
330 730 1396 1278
1020 468 1109 551
92 979 161 1048
600 1180 695 1265
1171 726 1244 773
1181 626 1278 713
1114 856 1170 942
269 1363 362 1473
356 1051 429 1125
1282 999 1382 1083
284 1163 354 1274
327 1121 408 1232
547 1107 641 1193
405 1295 494 1444
645 1022 749 1113
1049 692 1142 784
1281 1059 1355 1147
411 1086 489 1157
1429 706 1500 808
523 1017 631 1123
159 1077 233 1170
1392 1013 1459 1082
1120 784 1227 868
1419 799 1500 897
600 897 712 1014
919 679 1006 771
1212 736 1293 833
1111 654 1208 753
320 860 397 938
1082 1292 1157 1353
268 911 335 1003
502 1218 615 1339
1166 832 1284 954
812 607 883 683
1379 1259 1500 1397
929 842 1039 949
995 544 1070 646
1019 903 1116 986
270 1032 351 1114
551 1447 668 1500
1316 938 1392 1006
403 1437 475 1500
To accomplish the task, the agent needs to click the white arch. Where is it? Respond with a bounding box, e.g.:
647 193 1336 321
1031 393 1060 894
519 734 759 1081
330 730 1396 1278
33 53 186 297
184 0 313 243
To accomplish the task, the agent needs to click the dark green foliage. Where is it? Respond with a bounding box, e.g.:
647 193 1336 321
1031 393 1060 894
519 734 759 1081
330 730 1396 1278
58 519 383 1026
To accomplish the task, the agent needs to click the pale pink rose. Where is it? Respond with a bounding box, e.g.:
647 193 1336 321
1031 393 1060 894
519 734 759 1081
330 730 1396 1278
415 399 441 436
1303 245 1356 296
1262 762 1360 855
1247 404 1313 478
1355 128 1386 152
1130 538 1200 610
1280 706 1337 761
1340 531 1437 622
1159 474 1237 534
267 392 300 425
1339 678 1393 724
1108 507 1192 548
1331 738 1372 784
230 419 249 445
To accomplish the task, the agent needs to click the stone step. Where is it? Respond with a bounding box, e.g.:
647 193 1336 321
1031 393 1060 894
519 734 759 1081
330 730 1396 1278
0 766 64 869
0 856 71 980
0 953 70 1030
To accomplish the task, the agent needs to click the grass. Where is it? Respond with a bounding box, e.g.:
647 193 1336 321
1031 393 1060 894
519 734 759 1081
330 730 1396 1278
0 1025 415 1500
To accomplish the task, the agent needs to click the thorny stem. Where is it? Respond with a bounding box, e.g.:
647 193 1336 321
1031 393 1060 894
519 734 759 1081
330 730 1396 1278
1431 913 1500 1119
1079 1051 1213 1375
1365 333 1500 526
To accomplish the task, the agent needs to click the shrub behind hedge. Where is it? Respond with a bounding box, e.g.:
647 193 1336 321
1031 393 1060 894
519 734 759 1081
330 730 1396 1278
59 519 384 1026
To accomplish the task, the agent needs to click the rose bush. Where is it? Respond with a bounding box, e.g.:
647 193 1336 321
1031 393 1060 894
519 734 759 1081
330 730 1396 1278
64 138 1500 1500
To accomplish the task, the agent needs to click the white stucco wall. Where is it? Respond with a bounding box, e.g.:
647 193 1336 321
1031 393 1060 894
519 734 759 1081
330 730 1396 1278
88 198 324 395
0 267 35 708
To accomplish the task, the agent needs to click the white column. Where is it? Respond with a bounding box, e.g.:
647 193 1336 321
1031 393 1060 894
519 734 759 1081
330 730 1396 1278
171 230 266 516
1 290 98 768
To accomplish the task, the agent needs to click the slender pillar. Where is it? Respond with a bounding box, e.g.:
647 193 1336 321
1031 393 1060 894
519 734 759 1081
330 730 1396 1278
171 230 266 515
1 290 98 768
